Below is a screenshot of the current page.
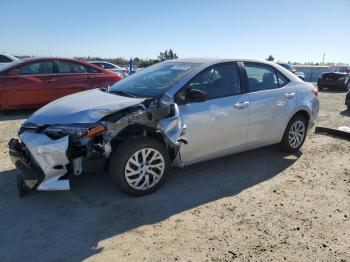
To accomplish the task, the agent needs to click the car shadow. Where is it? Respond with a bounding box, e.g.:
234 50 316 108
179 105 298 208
340 109 350 117
0 146 300 261
0 109 34 121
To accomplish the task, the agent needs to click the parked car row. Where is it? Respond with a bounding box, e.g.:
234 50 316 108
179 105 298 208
0 57 123 110
88 61 129 78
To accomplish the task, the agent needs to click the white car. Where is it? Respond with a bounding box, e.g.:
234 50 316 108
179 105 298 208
89 61 128 77
0 53 19 66
10 58 320 197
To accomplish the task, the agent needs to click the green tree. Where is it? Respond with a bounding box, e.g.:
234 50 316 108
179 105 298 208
158 49 178 61
266 55 275 61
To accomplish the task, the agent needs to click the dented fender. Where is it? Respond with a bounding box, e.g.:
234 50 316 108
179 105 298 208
159 103 187 146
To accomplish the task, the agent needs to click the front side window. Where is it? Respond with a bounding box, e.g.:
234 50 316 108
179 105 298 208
19 61 54 75
186 63 241 99
110 62 199 97
245 64 279 92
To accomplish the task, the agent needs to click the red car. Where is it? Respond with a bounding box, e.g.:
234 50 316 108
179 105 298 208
0 57 123 110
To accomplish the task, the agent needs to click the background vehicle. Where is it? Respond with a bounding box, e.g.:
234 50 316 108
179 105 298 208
89 61 128 77
318 66 350 91
9 58 319 197
277 62 305 80
0 53 19 66
346 90 350 110
0 57 123 110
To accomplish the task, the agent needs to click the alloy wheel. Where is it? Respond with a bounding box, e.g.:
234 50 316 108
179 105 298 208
288 120 306 148
124 148 165 190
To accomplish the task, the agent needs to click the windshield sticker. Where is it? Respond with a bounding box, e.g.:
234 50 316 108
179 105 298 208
170 65 192 71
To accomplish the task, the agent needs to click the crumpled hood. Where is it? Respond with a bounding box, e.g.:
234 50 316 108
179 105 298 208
28 89 146 125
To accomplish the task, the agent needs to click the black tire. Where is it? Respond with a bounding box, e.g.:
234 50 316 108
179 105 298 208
318 85 323 91
109 137 170 196
279 114 308 153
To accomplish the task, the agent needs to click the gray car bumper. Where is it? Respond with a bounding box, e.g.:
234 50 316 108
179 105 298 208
9 132 70 191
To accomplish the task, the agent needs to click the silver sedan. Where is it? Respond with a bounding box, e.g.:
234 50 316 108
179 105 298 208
9 58 319 197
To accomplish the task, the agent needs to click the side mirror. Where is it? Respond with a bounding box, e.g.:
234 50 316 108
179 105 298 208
186 88 206 103
8 69 20 76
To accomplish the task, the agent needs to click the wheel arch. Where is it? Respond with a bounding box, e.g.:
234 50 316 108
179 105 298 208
109 123 176 160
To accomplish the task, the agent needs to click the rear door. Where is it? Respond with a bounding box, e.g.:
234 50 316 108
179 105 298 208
243 62 296 147
84 64 113 89
2 60 57 108
55 60 90 99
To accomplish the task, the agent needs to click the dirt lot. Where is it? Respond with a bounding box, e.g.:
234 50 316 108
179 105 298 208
0 91 349 262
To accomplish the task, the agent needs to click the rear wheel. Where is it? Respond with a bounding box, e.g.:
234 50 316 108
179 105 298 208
279 114 308 153
109 137 170 196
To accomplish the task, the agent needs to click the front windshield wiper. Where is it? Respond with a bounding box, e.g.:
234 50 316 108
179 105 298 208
110 90 140 98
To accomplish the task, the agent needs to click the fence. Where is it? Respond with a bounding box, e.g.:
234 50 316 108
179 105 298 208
294 66 336 82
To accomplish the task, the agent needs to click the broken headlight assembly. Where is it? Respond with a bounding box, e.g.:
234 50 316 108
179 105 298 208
43 124 106 139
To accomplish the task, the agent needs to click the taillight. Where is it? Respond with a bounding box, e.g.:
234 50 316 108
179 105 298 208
312 87 318 96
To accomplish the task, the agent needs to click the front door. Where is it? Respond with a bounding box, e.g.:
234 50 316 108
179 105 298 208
3 60 57 108
177 62 250 164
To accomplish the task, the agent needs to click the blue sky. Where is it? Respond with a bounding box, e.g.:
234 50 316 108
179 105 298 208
1 0 349 63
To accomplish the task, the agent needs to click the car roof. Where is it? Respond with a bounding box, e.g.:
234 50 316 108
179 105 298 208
164 57 279 66
20 57 86 63
0 57 112 74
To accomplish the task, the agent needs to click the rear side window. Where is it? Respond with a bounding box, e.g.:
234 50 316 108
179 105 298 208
86 65 101 73
57 61 101 74
186 63 241 99
276 71 290 87
58 61 88 73
19 61 54 75
245 63 279 92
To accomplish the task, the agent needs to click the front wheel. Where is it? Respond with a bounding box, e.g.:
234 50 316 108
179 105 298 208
279 115 308 153
109 137 170 196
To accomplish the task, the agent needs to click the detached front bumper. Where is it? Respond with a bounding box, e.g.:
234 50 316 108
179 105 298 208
9 132 70 191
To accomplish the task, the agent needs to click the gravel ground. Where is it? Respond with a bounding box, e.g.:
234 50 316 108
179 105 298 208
0 91 349 262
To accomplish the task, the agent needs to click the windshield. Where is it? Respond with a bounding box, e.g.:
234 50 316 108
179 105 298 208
0 60 22 72
110 62 200 97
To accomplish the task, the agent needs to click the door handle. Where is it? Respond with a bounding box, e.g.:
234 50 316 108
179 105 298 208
284 92 295 99
234 101 249 109
47 79 56 83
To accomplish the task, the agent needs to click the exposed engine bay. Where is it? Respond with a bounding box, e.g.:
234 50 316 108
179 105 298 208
8 95 186 194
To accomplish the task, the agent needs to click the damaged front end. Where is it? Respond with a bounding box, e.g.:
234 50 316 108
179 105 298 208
9 96 186 195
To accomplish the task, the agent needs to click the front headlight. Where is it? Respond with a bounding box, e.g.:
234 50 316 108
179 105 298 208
44 124 106 139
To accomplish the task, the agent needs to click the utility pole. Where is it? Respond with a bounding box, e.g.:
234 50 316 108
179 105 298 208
322 52 325 65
